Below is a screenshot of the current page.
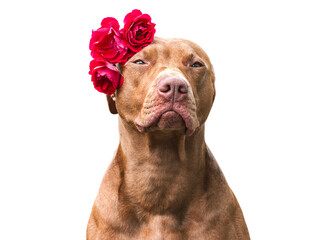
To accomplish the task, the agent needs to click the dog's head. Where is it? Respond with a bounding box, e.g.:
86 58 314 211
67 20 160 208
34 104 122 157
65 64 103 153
107 38 215 136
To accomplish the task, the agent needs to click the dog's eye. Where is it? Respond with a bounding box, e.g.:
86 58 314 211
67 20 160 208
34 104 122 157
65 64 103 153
191 61 204 68
133 59 146 65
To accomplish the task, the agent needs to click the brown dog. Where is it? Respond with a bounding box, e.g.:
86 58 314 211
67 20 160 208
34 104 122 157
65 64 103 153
87 38 250 239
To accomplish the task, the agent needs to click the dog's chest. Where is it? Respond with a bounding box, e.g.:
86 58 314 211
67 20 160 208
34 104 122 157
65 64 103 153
132 214 224 240
136 215 185 240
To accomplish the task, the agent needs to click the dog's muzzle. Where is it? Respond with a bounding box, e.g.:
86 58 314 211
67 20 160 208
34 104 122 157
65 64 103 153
134 69 199 135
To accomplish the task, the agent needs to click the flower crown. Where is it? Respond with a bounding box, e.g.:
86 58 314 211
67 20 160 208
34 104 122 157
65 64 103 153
89 9 156 95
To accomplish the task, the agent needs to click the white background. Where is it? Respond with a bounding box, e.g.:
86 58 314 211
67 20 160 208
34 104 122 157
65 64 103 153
0 0 319 239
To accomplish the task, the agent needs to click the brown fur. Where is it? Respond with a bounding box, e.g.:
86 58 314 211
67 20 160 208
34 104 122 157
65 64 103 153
87 38 250 239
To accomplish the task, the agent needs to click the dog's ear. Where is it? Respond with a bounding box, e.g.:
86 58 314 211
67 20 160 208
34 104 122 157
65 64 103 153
106 63 123 114
116 63 123 75
106 95 118 114
211 69 216 104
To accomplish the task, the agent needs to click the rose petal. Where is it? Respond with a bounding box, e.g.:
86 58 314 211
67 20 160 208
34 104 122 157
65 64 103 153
124 9 142 27
89 60 105 74
101 17 120 29
118 75 124 88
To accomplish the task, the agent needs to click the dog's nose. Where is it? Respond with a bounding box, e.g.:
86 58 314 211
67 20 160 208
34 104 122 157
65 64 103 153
157 77 188 101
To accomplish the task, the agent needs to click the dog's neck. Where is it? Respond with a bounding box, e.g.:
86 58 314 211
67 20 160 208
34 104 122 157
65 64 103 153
116 117 208 215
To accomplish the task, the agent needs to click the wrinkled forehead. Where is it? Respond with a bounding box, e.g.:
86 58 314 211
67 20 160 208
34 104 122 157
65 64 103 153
137 38 211 68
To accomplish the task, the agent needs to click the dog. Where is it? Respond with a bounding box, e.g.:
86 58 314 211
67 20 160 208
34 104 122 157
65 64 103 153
87 37 250 240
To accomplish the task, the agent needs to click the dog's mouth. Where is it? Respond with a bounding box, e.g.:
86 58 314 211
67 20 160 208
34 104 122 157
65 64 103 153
157 110 185 129
135 110 186 134
135 105 197 136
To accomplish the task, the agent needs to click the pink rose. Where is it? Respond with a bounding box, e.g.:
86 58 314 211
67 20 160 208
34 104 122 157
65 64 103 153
89 60 123 95
89 17 131 64
122 9 156 52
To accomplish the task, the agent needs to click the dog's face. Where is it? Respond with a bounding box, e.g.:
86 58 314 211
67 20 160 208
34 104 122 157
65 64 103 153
110 38 215 136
